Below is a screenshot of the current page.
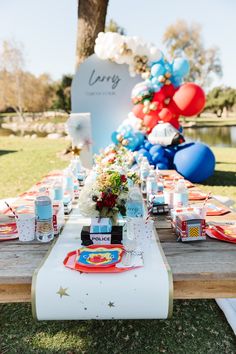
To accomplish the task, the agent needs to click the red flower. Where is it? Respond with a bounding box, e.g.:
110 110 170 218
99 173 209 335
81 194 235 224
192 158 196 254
96 201 103 210
121 175 127 183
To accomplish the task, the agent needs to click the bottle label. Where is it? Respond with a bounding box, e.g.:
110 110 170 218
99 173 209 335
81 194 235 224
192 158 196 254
147 181 158 195
174 192 188 207
126 201 144 217
36 219 53 237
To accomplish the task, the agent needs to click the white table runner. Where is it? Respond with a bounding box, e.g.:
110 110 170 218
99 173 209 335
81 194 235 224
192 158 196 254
32 205 173 320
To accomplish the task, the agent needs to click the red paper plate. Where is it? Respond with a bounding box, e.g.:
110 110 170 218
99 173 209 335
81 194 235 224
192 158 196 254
63 244 140 273
189 191 209 201
206 224 236 243
0 222 18 241
205 203 230 216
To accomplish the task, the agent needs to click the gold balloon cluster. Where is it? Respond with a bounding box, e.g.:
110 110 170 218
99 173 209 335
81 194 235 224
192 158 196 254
116 133 129 146
158 72 172 85
133 55 149 75
142 100 158 114
119 43 133 56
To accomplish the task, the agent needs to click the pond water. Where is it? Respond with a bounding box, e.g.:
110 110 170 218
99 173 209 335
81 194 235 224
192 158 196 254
1 124 236 147
184 126 236 148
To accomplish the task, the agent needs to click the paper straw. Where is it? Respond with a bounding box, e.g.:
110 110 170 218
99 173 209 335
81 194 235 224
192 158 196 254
145 195 155 223
5 201 18 219
203 192 211 207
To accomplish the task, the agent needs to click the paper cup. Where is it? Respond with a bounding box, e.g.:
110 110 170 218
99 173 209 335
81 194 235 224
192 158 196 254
126 218 154 244
16 214 35 242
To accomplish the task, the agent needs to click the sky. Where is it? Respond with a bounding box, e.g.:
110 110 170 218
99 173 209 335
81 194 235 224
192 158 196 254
0 0 235 87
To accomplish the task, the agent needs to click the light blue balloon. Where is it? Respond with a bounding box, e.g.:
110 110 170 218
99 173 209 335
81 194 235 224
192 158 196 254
127 136 138 151
151 63 165 78
151 77 159 85
171 75 182 88
172 58 190 78
164 62 173 75
135 132 145 146
111 131 119 144
153 84 162 92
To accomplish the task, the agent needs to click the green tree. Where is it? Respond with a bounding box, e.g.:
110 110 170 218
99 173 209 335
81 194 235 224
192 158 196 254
52 75 72 113
163 20 222 88
205 87 236 117
105 19 126 35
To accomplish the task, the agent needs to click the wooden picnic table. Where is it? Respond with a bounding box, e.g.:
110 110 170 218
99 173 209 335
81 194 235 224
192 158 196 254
1 172 236 303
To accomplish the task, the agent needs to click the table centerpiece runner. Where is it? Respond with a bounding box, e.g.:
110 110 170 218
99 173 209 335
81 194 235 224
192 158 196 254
32 204 173 320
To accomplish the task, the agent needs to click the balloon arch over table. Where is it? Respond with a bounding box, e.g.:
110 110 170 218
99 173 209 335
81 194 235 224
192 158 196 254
95 32 215 183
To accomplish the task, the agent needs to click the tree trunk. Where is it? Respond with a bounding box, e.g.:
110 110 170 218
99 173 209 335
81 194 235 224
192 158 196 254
76 0 109 68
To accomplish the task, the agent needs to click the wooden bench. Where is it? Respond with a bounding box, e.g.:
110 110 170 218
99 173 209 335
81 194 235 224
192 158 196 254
1 176 236 303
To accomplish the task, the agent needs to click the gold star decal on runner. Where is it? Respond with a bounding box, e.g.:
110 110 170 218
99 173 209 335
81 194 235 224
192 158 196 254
108 301 115 308
56 286 69 298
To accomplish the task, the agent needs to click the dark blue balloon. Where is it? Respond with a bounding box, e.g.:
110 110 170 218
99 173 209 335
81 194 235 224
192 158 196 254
173 142 215 183
156 162 169 170
152 152 165 164
149 145 164 156
164 148 176 159
144 141 153 151
137 148 148 155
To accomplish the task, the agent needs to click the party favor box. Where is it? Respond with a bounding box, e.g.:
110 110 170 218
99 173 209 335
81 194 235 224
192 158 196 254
175 213 206 241
90 218 112 234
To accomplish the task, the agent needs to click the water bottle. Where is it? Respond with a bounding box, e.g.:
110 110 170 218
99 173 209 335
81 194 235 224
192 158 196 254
126 186 144 218
64 168 74 201
70 156 82 178
53 179 65 231
173 179 189 208
140 160 149 195
35 195 54 242
146 167 158 195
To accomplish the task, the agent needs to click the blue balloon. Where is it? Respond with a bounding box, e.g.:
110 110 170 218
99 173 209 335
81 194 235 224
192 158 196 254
144 141 153 151
173 142 215 183
172 58 190 78
123 130 133 139
135 132 145 146
171 75 182 88
153 83 162 92
126 136 139 151
151 77 159 85
151 63 165 78
111 131 119 144
156 162 169 170
137 148 148 155
152 152 165 164
149 145 164 157
164 62 173 75
164 148 176 159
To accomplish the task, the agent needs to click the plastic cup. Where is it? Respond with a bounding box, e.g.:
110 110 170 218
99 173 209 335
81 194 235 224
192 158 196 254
16 214 35 242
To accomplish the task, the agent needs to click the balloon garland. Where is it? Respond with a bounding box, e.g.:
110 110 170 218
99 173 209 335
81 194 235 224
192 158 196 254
94 32 215 182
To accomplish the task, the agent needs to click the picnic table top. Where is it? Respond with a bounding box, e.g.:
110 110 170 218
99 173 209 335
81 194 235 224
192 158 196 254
0 171 236 303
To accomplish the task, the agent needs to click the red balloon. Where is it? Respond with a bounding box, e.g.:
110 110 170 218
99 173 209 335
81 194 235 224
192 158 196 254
143 114 159 133
153 84 177 104
166 99 181 115
172 83 206 116
158 108 180 129
132 104 145 120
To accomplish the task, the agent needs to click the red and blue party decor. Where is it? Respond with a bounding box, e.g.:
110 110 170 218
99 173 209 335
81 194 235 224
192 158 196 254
95 32 215 183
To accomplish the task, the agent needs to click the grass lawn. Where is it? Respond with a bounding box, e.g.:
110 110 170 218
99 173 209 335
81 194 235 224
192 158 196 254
0 137 68 198
0 137 236 354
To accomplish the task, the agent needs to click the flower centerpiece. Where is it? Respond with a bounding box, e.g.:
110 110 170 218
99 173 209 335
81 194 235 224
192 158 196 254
78 169 129 223
94 144 134 171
